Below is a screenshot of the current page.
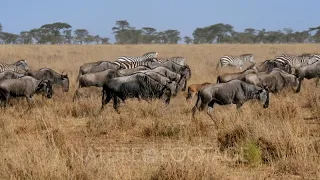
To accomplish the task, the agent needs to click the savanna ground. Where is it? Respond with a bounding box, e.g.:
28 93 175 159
0 44 319 180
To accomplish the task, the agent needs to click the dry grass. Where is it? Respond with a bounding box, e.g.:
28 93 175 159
0 44 319 179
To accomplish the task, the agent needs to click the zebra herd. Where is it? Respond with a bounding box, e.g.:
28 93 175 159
0 50 319 126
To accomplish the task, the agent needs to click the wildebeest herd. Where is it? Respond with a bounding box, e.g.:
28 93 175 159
0 52 319 127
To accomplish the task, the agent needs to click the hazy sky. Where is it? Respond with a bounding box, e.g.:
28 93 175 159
0 0 318 42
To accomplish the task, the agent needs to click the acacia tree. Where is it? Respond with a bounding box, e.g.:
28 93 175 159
40 22 72 44
74 29 89 44
20 31 33 44
184 36 192 44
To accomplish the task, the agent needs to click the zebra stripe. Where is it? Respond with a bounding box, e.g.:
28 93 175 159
0 59 29 73
275 54 320 68
154 57 186 66
114 59 160 69
217 54 255 70
116 52 158 63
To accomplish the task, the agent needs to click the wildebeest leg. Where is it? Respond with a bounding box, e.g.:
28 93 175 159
101 91 112 109
26 96 34 109
316 77 320 87
207 100 218 128
73 89 80 102
113 96 120 114
296 78 303 93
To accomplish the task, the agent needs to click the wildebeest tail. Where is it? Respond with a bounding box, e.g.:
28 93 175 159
216 60 221 70
216 76 221 83
186 87 193 101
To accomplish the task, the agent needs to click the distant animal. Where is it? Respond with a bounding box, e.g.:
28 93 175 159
73 69 123 101
0 71 25 81
192 80 269 125
101 73 172 112
116 52 158 63
241 68 298 93
0 76 53 108
294 61 320 93
27 68 69 92
216 54 255 70
117 66 150 76
77 61 120 81
253 59 292 73
216 63 257 83
274 53 320 71
0 59 29 74
186 82 211 102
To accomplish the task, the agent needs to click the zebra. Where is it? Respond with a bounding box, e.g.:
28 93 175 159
0 59 29 74
216 54 255 70
153 57 186 66
116 52 159 63
114 58 160 69
274 53 320 70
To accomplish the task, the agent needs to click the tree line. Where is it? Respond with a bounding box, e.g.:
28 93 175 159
0 20 319 44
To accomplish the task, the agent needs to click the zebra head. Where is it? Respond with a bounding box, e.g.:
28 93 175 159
245 54 255 64
14 59 29 73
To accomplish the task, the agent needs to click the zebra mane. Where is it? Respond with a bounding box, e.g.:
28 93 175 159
240 53 253 56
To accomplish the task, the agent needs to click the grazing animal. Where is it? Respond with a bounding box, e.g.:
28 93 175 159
241 68 298 93
117 66 150 76
27 68 69 92
0 59 29 74
294 61 320 93
0 76 53 108
216 54 255 70
216 64 257 83
116 52 158 63
186 82 211 102
192 80 269 125
254 59 292 73
77 61 120 81
274 53 320 70
101 73 172 112
74 69 123 101
0 71 25 81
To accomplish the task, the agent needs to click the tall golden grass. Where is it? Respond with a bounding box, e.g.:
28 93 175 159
0 44 319 179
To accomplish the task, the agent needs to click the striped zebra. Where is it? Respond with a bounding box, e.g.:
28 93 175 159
0 59 29 73
116 52 158 63
216 54 255 70
154 57 186 66
274 53 320 69
114 58 160 69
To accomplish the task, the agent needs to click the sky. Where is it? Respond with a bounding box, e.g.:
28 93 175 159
0 0 319 43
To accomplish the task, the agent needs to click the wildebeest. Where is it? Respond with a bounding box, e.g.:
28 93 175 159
0 59 29 74
192 80 269 126
0 76 53 108
216 63 257 83
0 71 25 81
73 69 123 101
135 71 179 97
137 66 186 92
253 59 292 73
77 61 120 81
294 61 320 93
241 68 298 93
101 73 172 112
186 82 211 102
27 68 69 92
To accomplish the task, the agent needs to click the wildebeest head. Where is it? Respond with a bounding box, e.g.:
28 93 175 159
256 86 269 108
60 71 69 92
14 59 29 73
37 80 53 99
161 86 172 105
166 81 178 97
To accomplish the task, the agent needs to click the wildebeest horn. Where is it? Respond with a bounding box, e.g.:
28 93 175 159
61 71 68 76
